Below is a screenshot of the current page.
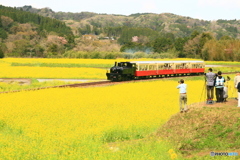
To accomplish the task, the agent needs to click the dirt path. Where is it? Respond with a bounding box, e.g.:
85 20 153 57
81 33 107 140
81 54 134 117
188 98 239 109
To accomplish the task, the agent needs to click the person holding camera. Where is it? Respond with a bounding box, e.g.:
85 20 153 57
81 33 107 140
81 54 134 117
205 68 216 102
176 79 188 113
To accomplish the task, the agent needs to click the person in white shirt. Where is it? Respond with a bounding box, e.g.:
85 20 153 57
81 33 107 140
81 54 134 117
234 72 240 100
176 79 188 113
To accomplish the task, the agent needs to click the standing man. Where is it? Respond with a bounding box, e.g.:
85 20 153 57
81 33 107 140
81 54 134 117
176 79 188 113
215 71 225 103
205 68 216 103
237 82 240 107
234 72 240 100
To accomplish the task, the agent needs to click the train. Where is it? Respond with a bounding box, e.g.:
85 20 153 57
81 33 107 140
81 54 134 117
106 60 205 81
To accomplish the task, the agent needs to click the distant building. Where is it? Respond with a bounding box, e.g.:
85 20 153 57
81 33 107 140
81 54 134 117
132 36 139 42
82 35 98 41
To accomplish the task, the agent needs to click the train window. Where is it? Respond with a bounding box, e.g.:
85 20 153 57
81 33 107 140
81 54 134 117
164 64 168 69
149 65 156 70
158 65 163 70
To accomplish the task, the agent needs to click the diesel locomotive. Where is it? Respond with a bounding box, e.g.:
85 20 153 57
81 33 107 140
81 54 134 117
106 60 205 81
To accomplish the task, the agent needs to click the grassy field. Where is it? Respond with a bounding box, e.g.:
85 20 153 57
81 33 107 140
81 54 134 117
0 79 78 92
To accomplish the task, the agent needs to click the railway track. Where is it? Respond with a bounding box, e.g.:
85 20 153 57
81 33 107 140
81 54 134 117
0 72 237 94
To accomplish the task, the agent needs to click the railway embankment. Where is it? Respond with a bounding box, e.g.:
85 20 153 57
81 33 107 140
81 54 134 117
155 99 240 159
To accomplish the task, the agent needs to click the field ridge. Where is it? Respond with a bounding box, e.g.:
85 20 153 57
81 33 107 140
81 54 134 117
155 99 240 159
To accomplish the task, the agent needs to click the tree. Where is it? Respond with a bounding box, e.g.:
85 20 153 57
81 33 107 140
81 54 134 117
190 30 200 39
0 28 8 39
219 35 233 40
13 39 31 56
0 47 4 58
153 37 173 53
175 37 188 57
1 15 13 29
183 32 213 58
183 35 201 58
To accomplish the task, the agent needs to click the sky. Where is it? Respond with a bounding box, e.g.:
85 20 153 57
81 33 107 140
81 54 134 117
1 0 240 21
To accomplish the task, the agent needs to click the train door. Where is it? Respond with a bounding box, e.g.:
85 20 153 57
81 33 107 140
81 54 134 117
157 63 164 75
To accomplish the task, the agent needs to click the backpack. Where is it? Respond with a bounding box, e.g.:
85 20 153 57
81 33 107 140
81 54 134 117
216 77 224 86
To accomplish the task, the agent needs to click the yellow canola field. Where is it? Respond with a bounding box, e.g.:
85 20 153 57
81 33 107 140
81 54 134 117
0 58 202 79
0 66 106 79
0 80 219 159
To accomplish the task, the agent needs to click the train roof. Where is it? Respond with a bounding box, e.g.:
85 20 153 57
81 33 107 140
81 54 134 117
130 61 204 64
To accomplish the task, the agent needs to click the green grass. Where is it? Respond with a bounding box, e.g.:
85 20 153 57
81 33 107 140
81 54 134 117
156 105 240 159
205 61 240 65
0 79 76 92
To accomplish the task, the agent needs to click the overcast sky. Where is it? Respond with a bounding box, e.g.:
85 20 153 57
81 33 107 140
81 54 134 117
1 0 240 21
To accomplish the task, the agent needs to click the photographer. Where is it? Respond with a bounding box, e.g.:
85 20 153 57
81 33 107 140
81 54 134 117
176 79 188 113
205 68 216 102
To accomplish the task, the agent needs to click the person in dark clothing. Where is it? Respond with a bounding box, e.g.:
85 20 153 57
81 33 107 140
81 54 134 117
237 82 240 107
214 71 225 103
205 68 216 101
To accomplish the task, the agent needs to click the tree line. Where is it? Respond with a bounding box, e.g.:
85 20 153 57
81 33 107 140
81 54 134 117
118 28 240 61
0 5 74 58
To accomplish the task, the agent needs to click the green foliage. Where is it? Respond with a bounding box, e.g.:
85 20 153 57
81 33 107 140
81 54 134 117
175 37 188 57
0 28 8 39
153 37 174 53
0 47 4 58
157 106 240 159
190 30 200 39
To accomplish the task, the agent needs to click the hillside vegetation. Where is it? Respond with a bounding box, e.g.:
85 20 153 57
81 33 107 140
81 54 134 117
1 5 240 60
0 5 75 57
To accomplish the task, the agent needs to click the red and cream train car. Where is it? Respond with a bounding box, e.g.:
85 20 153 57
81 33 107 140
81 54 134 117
106 60 205 81
133 60 205 78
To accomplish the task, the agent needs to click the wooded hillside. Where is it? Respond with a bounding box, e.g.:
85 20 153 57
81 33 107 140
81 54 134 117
0 5 74 57
1 5 240 61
